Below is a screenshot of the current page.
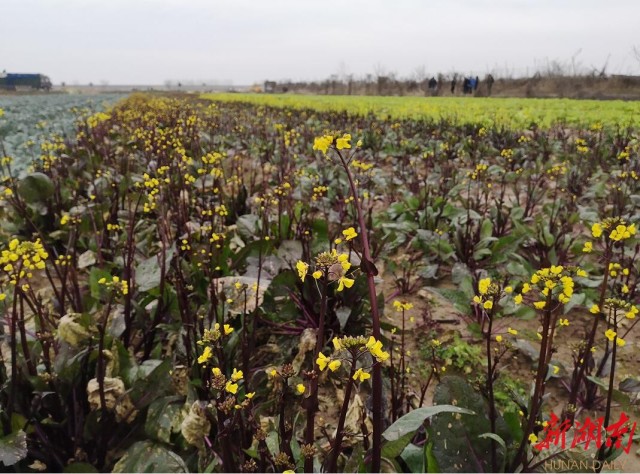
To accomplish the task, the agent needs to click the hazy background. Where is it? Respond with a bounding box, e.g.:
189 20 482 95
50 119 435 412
2 0 639 86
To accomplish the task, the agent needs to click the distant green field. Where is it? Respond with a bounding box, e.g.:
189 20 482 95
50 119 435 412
203 93 640 129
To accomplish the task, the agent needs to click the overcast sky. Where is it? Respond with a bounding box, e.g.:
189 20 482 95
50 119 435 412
2 0 639 85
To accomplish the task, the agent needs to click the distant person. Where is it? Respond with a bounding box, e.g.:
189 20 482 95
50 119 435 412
429 77 437 90
486 74 495 96
451 77 457 94
463 77 470 94
474 76 479 91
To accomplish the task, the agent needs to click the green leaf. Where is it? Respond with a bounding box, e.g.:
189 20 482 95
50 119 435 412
145 396 185 444
382 432 414 460
111 441 188 473
478 433 507 471
276 239 303 266
0 430 27 467
88 267 113 299
619 377 640 392
383 405 474 442
136 245 175 292
400 443 424 473
424 440 440 473
17 172 54 203
429 376 513 473
236 214 261 240
503 411 524 441
480 218 493 240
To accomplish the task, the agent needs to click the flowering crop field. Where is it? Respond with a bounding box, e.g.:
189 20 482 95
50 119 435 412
0 93 639 472
205 92 640 129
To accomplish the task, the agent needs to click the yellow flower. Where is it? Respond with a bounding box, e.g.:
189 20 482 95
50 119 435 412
342 227 358 241
582 241 593 253
332 337 343 351
609 224 635 241
212 367 222 377
231 368 243 381
504 286 513 294
604 329 616 342
559 318 569 326
393 300 413 311
552 365 560 375
495 335 503 343
591 223 603 238
534 301 546 310
312 270 322 279
223 324 234 335
473 295 482 304
514 294 523 305
316 352 330 371
245 392 255 399
198 346 213 364
296 260 308 282
225 381 239 394
328 360 342 372
616 337 625 347
483 300 493 310
0 293 6 302
312 135 333 155
336 133 352 150
507 327 518 335
353 368 370 382
478 277 491 295
336 276 354 292
528 433 538 444
522 283 531 294
296 383 305 395
625 306 638 319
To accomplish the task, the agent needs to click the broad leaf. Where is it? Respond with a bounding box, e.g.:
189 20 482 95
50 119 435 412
111 441 188 473
0 430 27 467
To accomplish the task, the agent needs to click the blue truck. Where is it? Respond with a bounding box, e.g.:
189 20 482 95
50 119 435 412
0 72 52 91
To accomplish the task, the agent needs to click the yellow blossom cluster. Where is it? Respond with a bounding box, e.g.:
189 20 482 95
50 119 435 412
296 244 356 292
317 335 390 383
472 277 507 311
199 322 234 345
1 239 48 294
331 335 390 363
468 163 488 180
351 159 373 172
513 266 585 308
97 275 129 296
590 218 637 241
602 298 638 320
393 300 414 312
604 328 625 347
312 133 353 155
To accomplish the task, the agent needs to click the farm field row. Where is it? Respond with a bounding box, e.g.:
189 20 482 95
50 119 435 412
203 92 640 129
0 93 638 472
0 93 123 175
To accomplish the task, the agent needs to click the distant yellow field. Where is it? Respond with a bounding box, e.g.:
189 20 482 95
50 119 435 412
202 93 640 129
